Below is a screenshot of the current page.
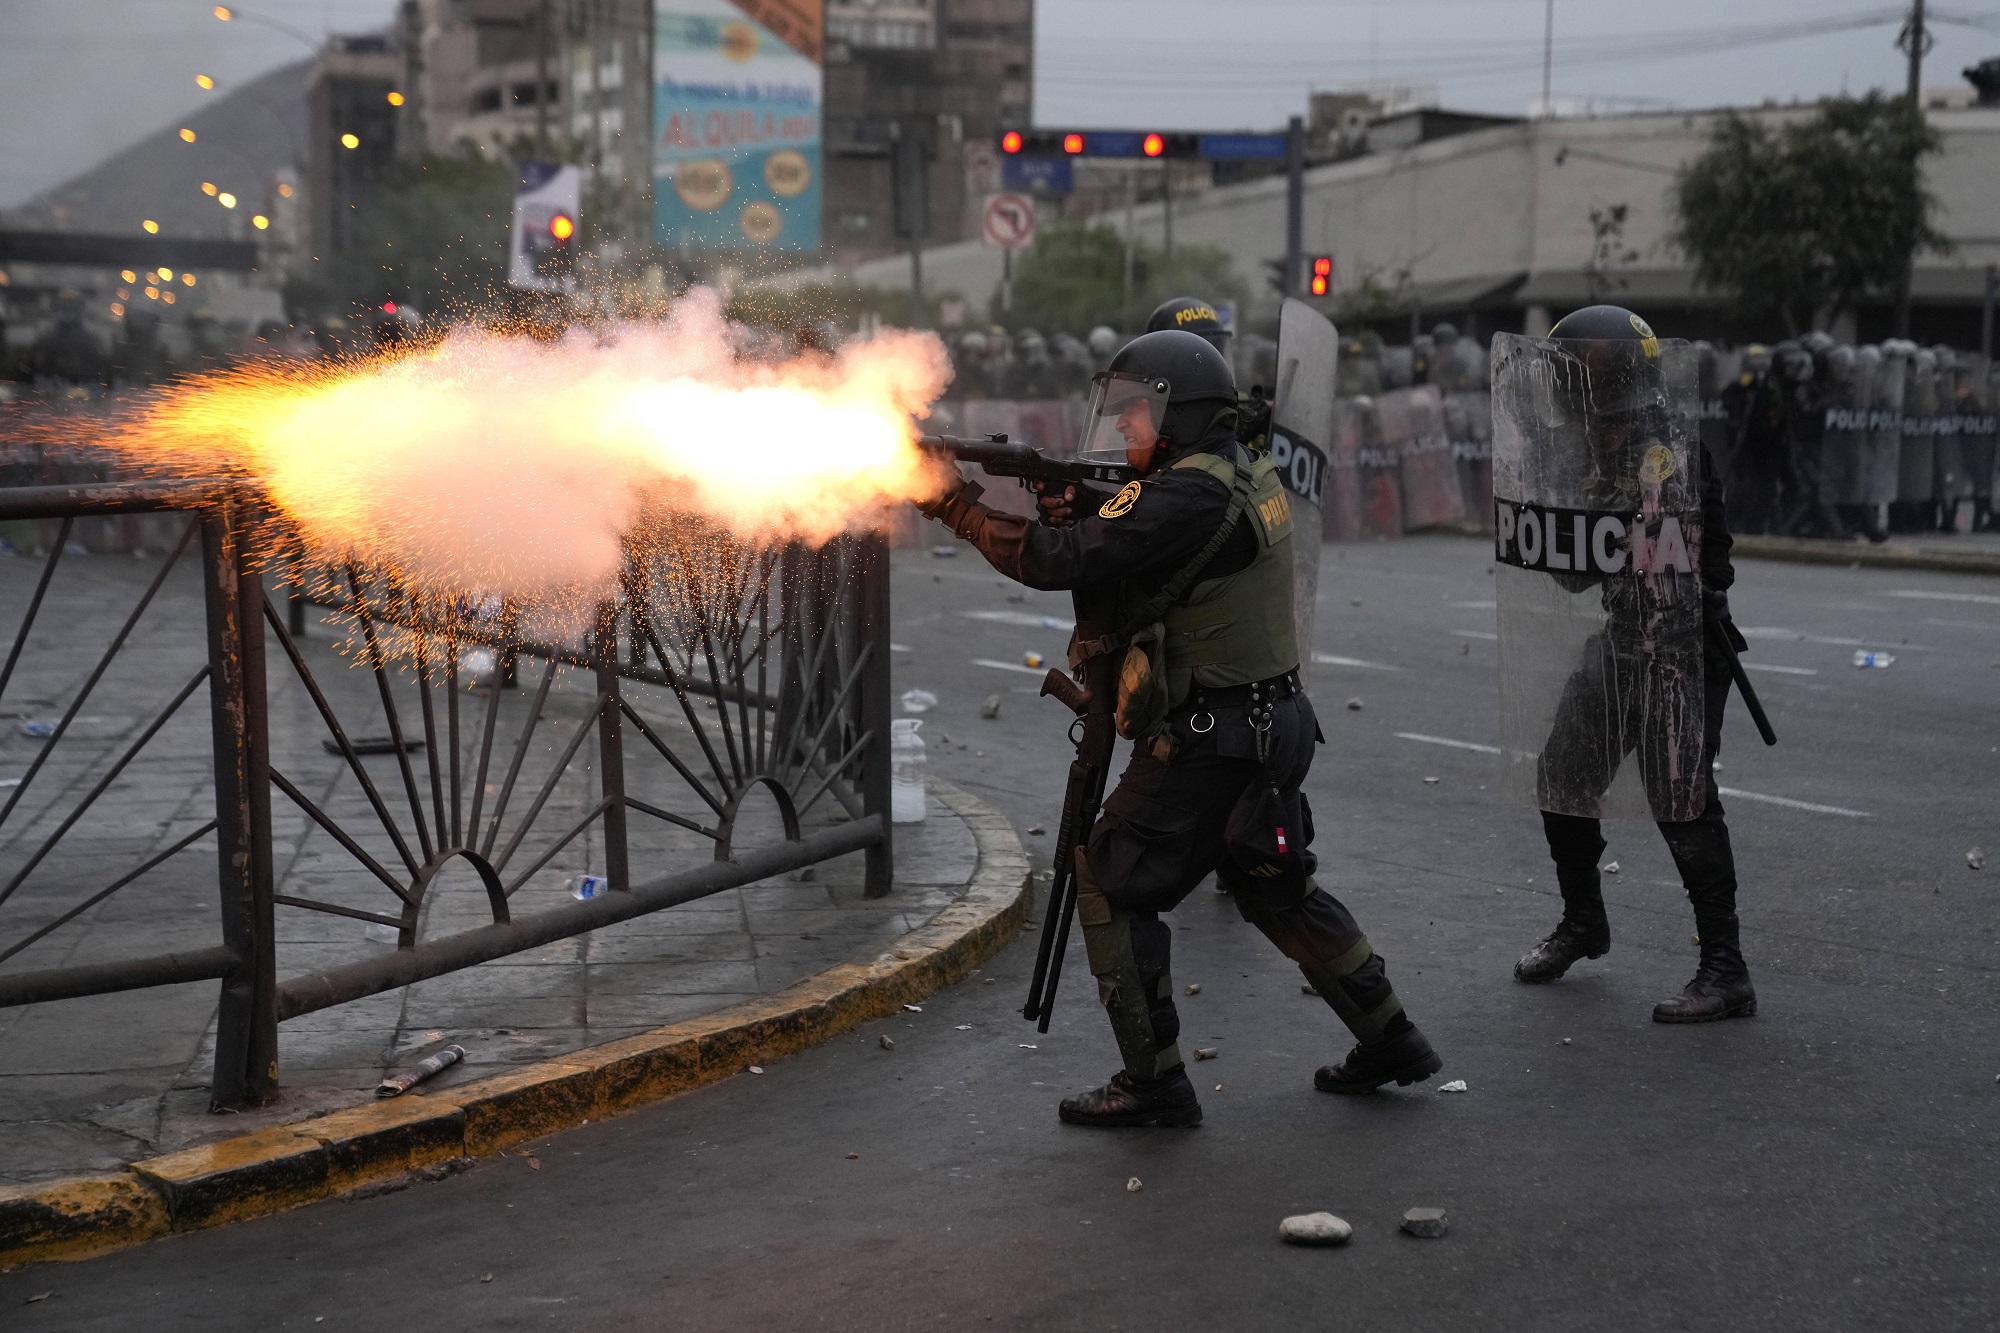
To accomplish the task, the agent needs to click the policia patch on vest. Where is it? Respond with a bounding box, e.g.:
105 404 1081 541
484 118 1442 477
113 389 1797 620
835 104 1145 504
1099 481 1142 519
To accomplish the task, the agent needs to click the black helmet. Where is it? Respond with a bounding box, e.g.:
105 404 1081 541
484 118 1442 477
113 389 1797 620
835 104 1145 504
1079 330 1238 461
1145 296 1231 355
1107 328 1236 404
1547 304 1662 423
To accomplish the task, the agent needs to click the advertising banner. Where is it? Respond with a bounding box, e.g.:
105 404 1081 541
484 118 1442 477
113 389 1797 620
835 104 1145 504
654 0 822 251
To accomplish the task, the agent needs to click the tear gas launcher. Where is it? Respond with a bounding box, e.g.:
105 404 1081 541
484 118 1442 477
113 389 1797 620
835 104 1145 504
916 433 1136 493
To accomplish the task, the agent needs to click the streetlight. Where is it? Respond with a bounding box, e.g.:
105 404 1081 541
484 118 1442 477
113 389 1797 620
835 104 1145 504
203 182 219 196
218 192 237 208
340 133 360 149
252 215 270 230
386 91 405 107
141 220 160 234
179 128 197 143
196 74 215 90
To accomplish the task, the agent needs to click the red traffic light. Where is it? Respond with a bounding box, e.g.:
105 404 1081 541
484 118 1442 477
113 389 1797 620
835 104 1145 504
1000 130 1023 154
1308 255 1332 296
1141 133 1165 158
1062 133 1084 154
549 213 575 242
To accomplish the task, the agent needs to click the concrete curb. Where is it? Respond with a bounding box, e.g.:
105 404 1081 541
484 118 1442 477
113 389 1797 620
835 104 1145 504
1731 533 2000 576
0 780 1032 1268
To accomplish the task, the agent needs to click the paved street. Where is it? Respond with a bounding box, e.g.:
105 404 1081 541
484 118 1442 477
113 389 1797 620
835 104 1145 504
4 533 1998 1329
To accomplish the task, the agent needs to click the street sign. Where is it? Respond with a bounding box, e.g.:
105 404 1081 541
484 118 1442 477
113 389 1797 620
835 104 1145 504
1002 155 1073 194
981 193 1036 250
1199 133 1289 160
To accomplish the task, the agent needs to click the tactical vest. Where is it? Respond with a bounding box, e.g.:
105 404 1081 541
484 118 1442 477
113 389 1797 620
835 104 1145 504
1160 449 1300 704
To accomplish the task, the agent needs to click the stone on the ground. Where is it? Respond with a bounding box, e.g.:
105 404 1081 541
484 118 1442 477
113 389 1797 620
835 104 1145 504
1126 1177 1144 1193
979 694 1002 719
879 1035 895 1050
1346 698 1363 711
1279 1212 1352 1246
1438 1079 1467 1093
1401 1207 1448 1237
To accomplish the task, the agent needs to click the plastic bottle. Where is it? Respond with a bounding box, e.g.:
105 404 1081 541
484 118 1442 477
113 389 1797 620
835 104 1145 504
891 718 927 823
569 873 610 900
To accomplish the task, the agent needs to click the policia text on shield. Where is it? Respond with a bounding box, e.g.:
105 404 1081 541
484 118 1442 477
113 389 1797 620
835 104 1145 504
914 326 1443 1128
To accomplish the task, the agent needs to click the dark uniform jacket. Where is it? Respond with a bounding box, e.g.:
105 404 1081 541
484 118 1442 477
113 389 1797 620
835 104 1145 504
944 427 1258 600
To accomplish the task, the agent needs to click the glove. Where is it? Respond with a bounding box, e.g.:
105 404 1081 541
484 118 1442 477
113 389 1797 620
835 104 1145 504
1702 587 1748 652
1034 483 1081 528
914 475 982 535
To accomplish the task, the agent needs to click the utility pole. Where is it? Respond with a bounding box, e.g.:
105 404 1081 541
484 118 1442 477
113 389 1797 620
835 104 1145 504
1541 0 1555 116
1894 0 1930 336
1284 114 1303 300
535 0 552 157
1123 167 1136 305
1162 160 1173 260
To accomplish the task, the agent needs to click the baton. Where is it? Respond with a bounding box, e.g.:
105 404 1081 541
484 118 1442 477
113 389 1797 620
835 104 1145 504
1706 619 1777 747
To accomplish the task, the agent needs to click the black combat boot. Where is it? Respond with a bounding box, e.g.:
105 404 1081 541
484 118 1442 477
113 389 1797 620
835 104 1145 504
1058 1068 1203 1127
1518 812 1611 983
1513 914 1611 983
1313 1022 1443 1094
1654 921 1756 1023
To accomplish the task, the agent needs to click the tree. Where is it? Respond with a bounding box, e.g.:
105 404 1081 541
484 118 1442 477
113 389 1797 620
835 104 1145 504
1669 92 1947 334
994 220 1250 334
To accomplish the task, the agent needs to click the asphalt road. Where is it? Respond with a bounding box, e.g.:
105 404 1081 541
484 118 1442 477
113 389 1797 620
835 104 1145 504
6 533 1998 1330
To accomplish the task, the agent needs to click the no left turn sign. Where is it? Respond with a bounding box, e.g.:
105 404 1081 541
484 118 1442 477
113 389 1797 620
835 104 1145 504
981 193 1036 250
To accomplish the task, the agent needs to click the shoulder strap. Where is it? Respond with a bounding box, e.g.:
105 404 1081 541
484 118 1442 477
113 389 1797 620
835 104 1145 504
1117 449 1256 637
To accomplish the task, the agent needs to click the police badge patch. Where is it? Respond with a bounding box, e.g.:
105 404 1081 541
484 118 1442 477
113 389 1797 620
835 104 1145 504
1099 481 1142 519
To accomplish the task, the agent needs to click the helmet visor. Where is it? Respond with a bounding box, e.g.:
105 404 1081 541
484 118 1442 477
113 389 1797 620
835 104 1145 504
1078 370 1170 463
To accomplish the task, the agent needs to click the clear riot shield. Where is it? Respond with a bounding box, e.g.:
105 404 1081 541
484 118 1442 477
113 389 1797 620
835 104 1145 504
1324 397 1365 542
1490 332 1708 822
1354 396 1404 537
1935 354 1973 503
1898 354 1938 504
1390 384 1467 530
1446 389 1495 529
1819 347 1865 506
1970 358 2000 503
1864 347 1907 506
1269 299 1338 650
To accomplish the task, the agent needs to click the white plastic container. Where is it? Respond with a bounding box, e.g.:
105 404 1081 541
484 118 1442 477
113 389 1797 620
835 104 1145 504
891 718 927 823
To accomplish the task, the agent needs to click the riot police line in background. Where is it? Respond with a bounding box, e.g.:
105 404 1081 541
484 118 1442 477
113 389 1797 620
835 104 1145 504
1699 336 2000 541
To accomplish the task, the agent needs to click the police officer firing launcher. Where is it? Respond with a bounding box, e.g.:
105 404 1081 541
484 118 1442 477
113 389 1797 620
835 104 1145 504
917 329 1443 1128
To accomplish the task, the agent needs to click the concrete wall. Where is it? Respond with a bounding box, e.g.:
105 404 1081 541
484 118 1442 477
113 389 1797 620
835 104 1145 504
810 105 2000 337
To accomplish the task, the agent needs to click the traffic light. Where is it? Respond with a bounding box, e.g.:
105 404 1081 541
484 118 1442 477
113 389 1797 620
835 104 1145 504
525 209 576 280
1308 255 1333 297
995 129 1218 160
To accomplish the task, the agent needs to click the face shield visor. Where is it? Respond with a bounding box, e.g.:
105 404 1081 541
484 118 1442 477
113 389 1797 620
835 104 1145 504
1078 370 1171 464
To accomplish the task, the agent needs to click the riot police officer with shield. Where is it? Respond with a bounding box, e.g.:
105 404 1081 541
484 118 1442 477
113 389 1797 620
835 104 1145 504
918 330 1443 1126
1494 306 1757 1024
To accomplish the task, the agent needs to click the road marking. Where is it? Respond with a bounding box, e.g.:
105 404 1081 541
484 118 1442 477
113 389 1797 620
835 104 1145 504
1395 732 1501 754
1312 652 1402 671
972 658 1049 675
1741 662 1818 676
1737 626 1934 652
962 610 1075 630
890 643 913 653
1718 786 1870 818
1452 629 1499 641
1388 737 1870 816
1887 589 2000 606
1450 599 1496 609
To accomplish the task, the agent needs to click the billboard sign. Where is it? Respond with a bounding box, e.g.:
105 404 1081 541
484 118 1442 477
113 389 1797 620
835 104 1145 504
654 0 822 252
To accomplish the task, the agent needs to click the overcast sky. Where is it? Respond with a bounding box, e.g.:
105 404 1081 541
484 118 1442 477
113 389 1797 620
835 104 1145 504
5 0 1998 208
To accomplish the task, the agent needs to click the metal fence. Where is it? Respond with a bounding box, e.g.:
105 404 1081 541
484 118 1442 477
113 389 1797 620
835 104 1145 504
0 479 893 1107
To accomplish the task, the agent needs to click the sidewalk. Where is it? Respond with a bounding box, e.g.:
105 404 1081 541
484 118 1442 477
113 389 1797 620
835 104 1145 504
0 549 995 1189
1733 529 2000 574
